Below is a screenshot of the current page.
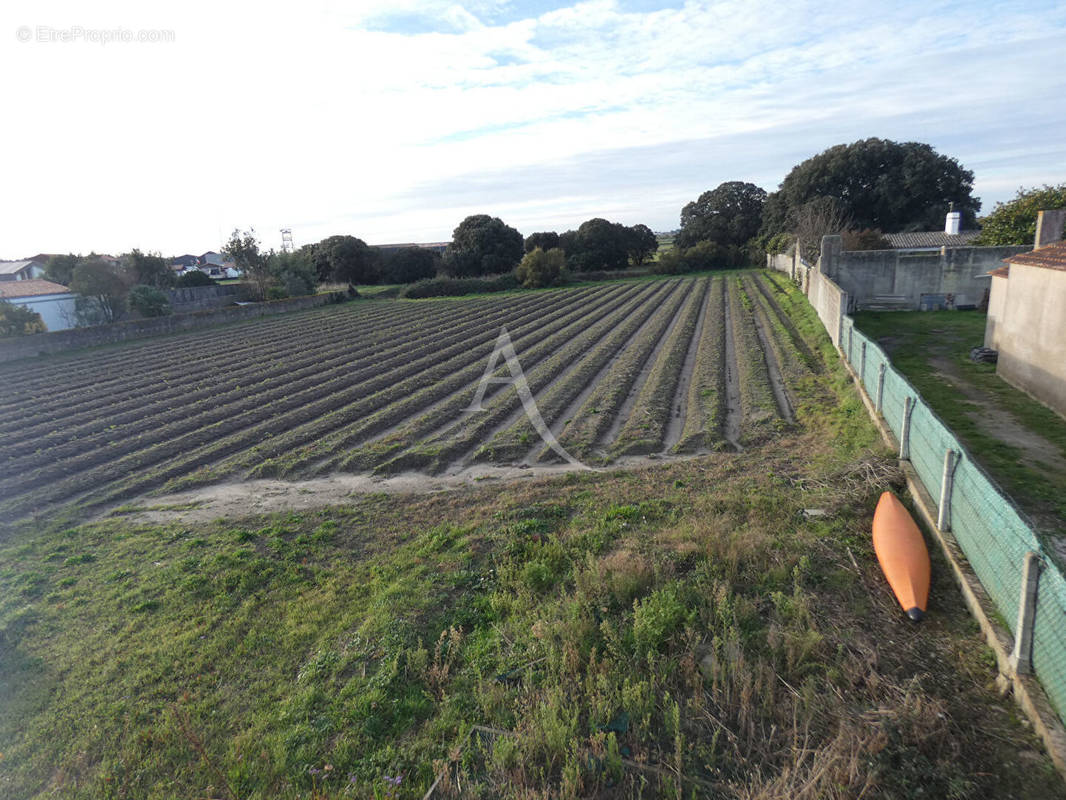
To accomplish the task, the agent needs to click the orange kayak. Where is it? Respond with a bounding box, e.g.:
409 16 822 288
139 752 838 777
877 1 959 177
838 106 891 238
872 491 930 621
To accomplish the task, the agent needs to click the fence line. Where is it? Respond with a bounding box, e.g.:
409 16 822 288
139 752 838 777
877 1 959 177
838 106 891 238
771 259 1066 730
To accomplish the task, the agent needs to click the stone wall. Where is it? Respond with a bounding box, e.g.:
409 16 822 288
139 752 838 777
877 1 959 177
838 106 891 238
819 237 1028 311
0 292 348 364
164 284 241 313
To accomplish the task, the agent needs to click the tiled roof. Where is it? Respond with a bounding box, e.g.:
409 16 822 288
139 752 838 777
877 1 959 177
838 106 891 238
1003 240 1066 272
0 279 71 298
988 265 1010 278
884 230 981 249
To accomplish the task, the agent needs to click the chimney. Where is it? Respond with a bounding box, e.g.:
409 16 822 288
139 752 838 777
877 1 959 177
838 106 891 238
1034 209 1066 249
944 202 961 236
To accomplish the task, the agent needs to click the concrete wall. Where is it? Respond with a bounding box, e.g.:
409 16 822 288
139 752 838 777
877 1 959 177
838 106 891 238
819 240 1028 311
985 274 1008 349
807 268 848 346
164 284 241 313
0 292 348 364
992 263 1066 418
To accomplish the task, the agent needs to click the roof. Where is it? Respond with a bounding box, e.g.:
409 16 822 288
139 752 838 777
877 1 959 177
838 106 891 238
0 260 42 276
0 279 71 298
1002 240 1066 273
884 230 981 249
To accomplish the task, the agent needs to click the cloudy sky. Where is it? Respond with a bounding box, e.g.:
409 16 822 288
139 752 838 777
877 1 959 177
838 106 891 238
2 0 1065 257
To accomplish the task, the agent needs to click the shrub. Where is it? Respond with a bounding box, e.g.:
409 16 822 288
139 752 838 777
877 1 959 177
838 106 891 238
764 232 795 255
176 270 216 288
0 299 47 337
399 273 520 299
842 228 891 251
516 247 568 288
127 285 172 317
381 247 439 284
631 583 689 654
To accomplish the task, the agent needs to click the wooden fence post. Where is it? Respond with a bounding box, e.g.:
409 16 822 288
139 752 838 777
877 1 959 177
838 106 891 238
938 449 958 531
1010 551 1042 675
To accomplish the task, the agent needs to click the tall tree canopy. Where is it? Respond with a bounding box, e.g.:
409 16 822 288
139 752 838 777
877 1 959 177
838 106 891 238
559 218 651 272
381 247 439 284
524 231 560 253
973 184 1066 246
126 249 174 288
442 215 524 277
316 235 379 285
677 181 767 249
761 138 980 236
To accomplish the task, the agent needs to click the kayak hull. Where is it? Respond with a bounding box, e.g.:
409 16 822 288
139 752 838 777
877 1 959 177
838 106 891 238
872 491 931 621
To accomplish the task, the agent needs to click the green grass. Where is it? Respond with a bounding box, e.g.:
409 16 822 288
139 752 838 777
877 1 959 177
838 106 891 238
1 281 1063 799
852 310 1066 530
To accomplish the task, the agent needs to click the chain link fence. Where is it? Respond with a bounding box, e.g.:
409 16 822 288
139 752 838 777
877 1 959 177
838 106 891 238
839 302 1066 725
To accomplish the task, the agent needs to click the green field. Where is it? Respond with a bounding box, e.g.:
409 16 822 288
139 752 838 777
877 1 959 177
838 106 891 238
1 276 1064 799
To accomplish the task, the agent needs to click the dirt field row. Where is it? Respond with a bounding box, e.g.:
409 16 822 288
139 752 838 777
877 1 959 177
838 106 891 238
0 272 818 521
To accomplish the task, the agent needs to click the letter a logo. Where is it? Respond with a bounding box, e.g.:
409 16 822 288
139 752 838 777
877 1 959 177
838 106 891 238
469 327 589 469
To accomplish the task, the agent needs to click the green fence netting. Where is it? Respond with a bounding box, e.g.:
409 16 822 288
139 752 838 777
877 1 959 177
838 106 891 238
837 314 1066 723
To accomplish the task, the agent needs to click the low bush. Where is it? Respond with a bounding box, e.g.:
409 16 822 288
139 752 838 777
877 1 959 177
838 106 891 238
0 299 47 336
128 285 172 317
399 273 520 299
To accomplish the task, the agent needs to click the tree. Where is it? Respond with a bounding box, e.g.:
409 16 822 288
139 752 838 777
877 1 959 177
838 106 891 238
317 235 379 286
381 247 439 284
973 184 1066 245
0 299 47 337
267 250 317 297
442 215 524 277
558 218 632 272
128 285 172 317
761 138 980 236
44 253 80 286
69 258 133 323
789 196 854 263
127 249 174 288
626 224 659 265
677 181 767 249
524 231 560 253
516 247 568 288
223 229 270 299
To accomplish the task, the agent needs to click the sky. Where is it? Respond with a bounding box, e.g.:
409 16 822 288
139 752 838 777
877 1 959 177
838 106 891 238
2 0 1065 257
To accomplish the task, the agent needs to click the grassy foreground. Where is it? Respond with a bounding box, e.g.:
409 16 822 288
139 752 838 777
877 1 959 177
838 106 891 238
1 278 1064 799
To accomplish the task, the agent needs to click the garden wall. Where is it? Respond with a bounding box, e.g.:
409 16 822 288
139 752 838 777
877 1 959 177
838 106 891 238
0 292 348 363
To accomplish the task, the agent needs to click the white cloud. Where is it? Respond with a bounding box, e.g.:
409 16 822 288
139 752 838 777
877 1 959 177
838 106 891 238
1 0 1064 255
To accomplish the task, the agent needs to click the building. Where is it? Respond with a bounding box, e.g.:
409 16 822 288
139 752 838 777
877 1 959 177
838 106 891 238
984 209 1066 418
0 279 77 331
0 259 47 282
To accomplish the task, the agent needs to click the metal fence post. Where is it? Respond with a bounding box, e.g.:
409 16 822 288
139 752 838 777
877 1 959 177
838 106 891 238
938 449 958 531
876 363 886 414
860 340 867 384
1010 552 1042 675
848 325 854 363
900 397 914 460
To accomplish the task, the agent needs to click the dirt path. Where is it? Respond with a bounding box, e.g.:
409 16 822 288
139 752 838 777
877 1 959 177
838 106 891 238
721 286 744 451
96 455 708 526
600 282 693 452
749 297 796 424
662 279 710 452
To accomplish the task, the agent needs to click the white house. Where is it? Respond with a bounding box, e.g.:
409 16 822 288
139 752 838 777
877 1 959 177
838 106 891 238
0 279 77 331
0 259 47 282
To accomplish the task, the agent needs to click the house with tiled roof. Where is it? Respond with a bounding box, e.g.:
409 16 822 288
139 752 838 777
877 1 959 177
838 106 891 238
985 209 1066 418
0 279 76 332
884 209 981 252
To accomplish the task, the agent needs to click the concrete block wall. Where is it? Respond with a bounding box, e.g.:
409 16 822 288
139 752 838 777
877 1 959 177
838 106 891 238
165 284 241 313
819 238 1028 311
0 292 348 364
